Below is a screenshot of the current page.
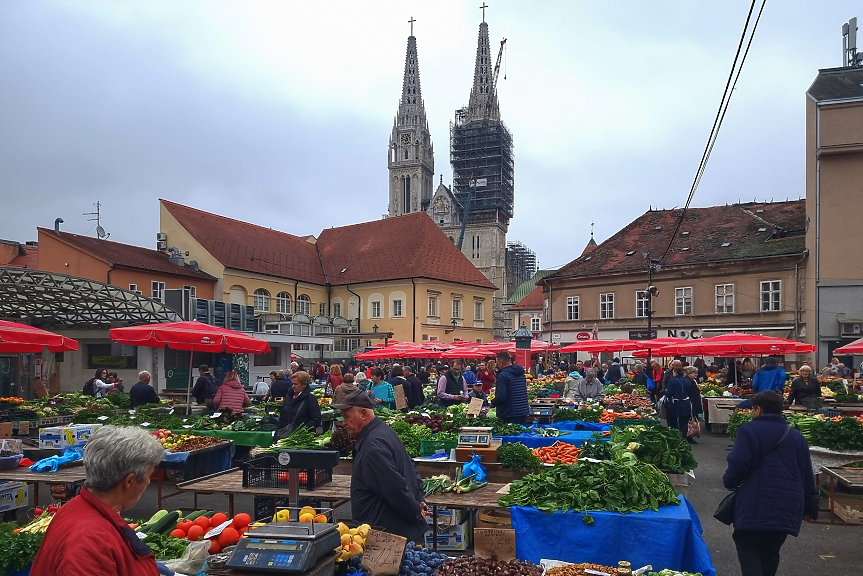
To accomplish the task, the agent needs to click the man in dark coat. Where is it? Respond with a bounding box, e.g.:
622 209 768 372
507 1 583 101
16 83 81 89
129 370 160 409
333 390 428 541
265 370 292 402
723 391 819 576
402 366 425 409
191 365 219 406
490 352 529 425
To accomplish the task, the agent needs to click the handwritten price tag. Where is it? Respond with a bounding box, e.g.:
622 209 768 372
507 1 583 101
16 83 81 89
473 528 515 561
360 529 406 576
467 397 484 417
393 384 408 410
18 421 29 435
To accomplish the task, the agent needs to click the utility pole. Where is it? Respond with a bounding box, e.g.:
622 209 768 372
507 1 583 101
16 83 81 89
644 254 661 368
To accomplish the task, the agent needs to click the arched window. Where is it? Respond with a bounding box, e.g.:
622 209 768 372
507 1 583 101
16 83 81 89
296 294 311 316
276 292 291 314
253 289 270 312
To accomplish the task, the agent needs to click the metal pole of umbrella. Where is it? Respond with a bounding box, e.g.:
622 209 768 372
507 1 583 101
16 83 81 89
186 345 194 416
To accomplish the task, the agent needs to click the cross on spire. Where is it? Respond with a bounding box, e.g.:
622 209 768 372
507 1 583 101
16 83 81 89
480 2 488 22
408 16 416 36
590 221 595 238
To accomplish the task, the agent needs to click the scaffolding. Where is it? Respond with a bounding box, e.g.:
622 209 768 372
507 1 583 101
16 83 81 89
505 241 537 297
450 108 515 222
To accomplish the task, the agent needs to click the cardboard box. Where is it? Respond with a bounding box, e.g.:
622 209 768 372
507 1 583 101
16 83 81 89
39 424 103 449
425 506 468 526
0 482 29 513
0 422 11 439
424 520 470 551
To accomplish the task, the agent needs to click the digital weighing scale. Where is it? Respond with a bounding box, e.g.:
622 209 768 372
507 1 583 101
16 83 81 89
458 426 493 447
529 402 555 424
226 521 341 573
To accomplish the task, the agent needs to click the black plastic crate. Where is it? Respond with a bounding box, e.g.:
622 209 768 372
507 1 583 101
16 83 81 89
242 455 333 490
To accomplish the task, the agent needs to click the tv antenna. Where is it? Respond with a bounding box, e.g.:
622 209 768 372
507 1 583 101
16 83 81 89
84 201 110 239
843 17 863 67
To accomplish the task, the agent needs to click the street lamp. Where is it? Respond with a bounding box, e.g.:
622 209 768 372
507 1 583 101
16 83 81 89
445 318 458 334
372 324 379 333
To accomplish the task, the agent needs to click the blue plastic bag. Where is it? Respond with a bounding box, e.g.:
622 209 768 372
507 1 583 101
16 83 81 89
647 377 656 392
30 446 83 473
462 453 487 483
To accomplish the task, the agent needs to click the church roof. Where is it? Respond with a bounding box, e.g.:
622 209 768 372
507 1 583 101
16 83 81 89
505 269 553 306
161 200 497 290
510 285 544 311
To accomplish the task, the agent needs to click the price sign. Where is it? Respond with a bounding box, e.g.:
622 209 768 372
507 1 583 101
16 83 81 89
360 529 406 576
467 397 484 417
97 416 109 421
211 412 222 418
18 421 29 435
393 384 408 410
140 422 151 427
473 528 515 561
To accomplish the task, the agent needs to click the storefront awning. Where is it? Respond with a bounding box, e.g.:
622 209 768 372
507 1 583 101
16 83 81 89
0 266 181 325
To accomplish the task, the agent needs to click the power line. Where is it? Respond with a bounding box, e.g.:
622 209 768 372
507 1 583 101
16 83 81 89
660 0 765 264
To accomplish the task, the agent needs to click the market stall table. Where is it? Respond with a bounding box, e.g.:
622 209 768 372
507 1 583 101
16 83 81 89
0 465 87 507
176 468 352 518
704 397 742 428
511 495 715 576
425 482 509 552
170 428 275 448
820 466 863 525
498 431 606 449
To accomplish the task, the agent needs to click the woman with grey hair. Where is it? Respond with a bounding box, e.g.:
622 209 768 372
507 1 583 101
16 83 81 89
30 426 164 575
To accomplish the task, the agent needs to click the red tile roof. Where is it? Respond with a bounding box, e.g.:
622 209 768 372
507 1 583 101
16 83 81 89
510 286 544 311
317 212 497 289
8 245 38 269
161 200 327 285
38 228 216 281
161 200 497 290
547 200 806 280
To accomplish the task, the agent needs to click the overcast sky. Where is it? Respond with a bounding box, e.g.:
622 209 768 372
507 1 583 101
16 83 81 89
0 1 857 269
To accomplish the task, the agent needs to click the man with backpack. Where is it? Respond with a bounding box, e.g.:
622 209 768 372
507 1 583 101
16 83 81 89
191 365 219 407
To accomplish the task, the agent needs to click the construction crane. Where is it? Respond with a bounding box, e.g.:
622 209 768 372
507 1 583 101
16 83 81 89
457 38 508 251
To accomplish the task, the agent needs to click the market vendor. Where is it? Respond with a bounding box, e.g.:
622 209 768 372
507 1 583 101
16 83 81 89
787 365 821 406
278 371 322 434
30 426 164 576
573 369 605 402
332 390 428 542
562 364 583 400
436 359 469 407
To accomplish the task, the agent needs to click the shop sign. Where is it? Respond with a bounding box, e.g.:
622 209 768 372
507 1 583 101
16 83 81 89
666 329 703 339
576 332 591 341
628 330 657 340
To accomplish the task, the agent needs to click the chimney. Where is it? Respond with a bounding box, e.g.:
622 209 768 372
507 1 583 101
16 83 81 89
54 218 64 233
167 246 185 267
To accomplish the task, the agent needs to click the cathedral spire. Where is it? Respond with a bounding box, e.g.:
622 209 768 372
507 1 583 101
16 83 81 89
466 17 500 123
398 27 428 129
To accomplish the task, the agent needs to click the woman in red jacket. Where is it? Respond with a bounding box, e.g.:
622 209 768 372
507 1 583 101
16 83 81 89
31 426 164 575
213 370 251 413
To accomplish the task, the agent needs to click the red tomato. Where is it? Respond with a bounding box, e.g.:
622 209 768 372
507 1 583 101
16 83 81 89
176 520 193 534
210 512 228 527
187 525 205 541
209 539 223 554
232 513 252 529
194 516 211 530
277 472 289 482
219 527 240 547
169 529 186 539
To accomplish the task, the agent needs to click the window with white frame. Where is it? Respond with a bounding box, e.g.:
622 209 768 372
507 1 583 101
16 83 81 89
129 284 141 295
452 299 462 319
760 280 781 312
276 292 291 314
296 294 311 316
319 303 327 316
530 317 541 332
674 287 692 316
566 296 579 320
392 299 403 317
428 296 439 317
184 285 197 298
365 340 373 348
371 301 382 318
253 289 270 312
151 281 165 301
600 293 614 319
331 302 341 317
715 284 734 314
474 301 483 321
636 290 649 318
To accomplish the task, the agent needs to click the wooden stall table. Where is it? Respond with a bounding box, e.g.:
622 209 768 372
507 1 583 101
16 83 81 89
176 468 352 518
0 465 87 506
424 482 509 551
820 466 863 525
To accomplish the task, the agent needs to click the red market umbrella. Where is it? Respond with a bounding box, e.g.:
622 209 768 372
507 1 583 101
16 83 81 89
660 332 815 356
559 339 642 354
441 347 489 360
834 338 863 355
0 320 78 352
110 320 271 411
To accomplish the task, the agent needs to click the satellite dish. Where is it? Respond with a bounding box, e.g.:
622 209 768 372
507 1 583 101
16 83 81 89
96 225 108 238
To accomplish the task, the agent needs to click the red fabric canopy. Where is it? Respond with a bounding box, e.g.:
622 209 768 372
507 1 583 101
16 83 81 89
109 320 270 353
559 339 642 353
0 320 78 353
440 347 489 360
831 339 863 355
654 332 815 356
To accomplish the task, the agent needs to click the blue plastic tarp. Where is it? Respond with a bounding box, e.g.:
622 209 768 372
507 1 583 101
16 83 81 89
499 431 607 449
510 495 715 576
539 421 610 432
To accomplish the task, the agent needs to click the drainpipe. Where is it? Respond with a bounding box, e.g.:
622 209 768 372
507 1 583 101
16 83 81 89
347 284 362 335
794 252 808 342
106 265 115 286
411 278 417 342
815 105 822 366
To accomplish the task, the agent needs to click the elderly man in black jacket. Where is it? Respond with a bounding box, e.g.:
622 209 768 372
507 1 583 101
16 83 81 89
332 390 428 541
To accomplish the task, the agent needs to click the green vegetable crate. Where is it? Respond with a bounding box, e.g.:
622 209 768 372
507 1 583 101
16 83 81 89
420 439 458 457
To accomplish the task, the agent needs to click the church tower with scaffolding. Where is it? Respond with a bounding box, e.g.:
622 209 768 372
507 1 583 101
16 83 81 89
387 23 435 217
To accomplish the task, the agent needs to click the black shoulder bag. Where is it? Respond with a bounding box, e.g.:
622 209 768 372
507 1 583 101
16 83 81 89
714 425 791 525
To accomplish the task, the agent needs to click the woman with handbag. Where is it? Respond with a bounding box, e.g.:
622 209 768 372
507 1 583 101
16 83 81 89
720 392 819 576
277 371 322 438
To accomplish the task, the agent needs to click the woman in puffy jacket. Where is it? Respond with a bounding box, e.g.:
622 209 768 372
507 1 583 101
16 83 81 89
213 371 251 414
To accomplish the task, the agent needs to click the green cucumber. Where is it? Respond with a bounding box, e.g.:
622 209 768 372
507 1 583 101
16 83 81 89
184 510 210 521
149 511 180 536
203 511 217 518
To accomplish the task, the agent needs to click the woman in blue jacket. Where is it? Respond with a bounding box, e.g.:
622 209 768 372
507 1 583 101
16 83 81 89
722 392 819 576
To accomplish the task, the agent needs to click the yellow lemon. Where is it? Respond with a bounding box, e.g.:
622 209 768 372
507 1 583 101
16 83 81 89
340 534 352 547
299 513 314 523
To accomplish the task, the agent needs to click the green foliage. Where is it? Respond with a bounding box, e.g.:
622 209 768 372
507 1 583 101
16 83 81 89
142 533 190 560
810 417 863 451
497 442 542 471
553 407 604 423
727 411 753 441
499 460 679 514
0 531 44 573
609 425 698 473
